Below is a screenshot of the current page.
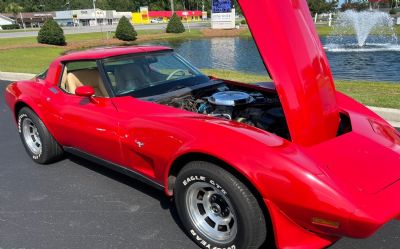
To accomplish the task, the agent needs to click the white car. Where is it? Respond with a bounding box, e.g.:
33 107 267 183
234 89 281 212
151 18 164 24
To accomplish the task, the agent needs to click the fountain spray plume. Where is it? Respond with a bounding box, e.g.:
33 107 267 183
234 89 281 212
333 10 397 47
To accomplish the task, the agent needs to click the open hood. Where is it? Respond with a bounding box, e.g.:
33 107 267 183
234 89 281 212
239 0 340 146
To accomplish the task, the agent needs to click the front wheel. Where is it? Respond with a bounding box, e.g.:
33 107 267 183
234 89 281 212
18 107 63 164
175 161 267 249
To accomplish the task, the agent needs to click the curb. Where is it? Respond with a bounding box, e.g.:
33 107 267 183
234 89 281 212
0 72 35 81
1 72 399 127
367 106 400 122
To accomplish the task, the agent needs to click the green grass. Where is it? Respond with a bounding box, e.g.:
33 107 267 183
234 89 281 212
316 25 400 36
0 36 37 47
0 30 203 74
316 25 334 36
239 26 335 37
0 30 201 47
0 47 64 73
202 69 400 109
201 69 271 83
238 25 400 37
0 32 115 47
335 81 400 109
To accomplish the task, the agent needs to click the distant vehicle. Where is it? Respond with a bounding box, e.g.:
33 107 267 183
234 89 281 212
4 1 400 249
151 18 164 24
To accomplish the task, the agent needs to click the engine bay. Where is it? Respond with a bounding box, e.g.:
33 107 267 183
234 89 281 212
156 81 291 140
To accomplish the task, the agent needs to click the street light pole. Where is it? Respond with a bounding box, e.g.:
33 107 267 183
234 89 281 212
170 0 174 13
93 0 97 26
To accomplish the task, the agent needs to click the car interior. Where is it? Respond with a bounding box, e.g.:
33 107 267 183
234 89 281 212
60 62 109 97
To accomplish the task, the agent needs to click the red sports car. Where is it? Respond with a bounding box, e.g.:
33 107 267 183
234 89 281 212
4 1 400 249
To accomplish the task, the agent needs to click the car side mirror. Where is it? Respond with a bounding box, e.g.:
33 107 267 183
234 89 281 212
75 86 95 97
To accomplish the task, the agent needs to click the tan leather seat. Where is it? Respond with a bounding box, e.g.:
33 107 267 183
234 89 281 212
66 73 84 94
60 66 68 92
65 69 109 97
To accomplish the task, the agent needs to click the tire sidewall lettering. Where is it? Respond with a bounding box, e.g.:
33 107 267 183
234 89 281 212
182 175 228 195
182 175 236 249
18 112 42 160
190 229 236 249
17 113 28 134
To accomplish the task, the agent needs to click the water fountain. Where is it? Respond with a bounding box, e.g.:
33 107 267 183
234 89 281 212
325 10 399 52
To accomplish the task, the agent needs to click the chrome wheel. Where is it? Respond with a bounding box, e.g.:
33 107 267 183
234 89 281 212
22 118 42 155
185 182 238 244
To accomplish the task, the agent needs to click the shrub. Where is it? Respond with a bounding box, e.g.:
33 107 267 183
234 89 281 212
389 9 397 15
340 3 369 12
37 19 65 46
1 24 20 30
240 19 247 25
115 16 137 41
166 13 185 33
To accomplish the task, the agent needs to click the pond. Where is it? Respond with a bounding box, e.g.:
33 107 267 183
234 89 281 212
147 36 400 82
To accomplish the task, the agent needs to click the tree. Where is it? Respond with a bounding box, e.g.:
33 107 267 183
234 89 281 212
166 13 185 33
307 0 338 15
37 19 66 45
115 16 137 41
5 2 24 19
340 1 369 11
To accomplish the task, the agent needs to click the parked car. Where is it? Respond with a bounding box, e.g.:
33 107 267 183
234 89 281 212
4 1 400 249
151 18 164 24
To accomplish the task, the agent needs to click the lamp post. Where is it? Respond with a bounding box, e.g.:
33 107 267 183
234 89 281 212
170 0 174 13
93 0 97 26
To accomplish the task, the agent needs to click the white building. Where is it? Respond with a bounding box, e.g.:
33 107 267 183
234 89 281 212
105 11 131 25
54 9 132 27
0 14 15 26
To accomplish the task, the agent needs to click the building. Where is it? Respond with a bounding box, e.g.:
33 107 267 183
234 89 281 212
0 14 12 26
105 11 132 25
0 14 15 26
132 10 203 24
2 12 54 28
54 10 75 26
54 9 131 27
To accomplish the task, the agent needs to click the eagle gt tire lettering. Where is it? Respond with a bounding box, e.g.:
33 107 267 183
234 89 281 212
18 107 63 164
175 161 267 249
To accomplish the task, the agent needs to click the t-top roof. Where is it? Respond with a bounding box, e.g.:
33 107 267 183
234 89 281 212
57 46 173 62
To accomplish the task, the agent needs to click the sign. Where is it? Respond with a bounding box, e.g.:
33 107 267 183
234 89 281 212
212 0 232 13
140 6 149 24
211 0 235 29
202 11 208 20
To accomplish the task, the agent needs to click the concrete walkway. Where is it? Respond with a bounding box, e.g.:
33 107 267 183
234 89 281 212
1 71 399 127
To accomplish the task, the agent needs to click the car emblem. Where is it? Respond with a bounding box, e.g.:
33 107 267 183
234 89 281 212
135 140 144 148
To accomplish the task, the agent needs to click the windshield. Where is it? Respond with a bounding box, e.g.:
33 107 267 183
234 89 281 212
102 51 210 98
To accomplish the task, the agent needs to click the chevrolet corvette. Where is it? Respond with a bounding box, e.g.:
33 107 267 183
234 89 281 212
4 1 400 249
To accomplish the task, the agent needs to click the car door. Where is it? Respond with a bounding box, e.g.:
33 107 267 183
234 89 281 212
42 61 124 165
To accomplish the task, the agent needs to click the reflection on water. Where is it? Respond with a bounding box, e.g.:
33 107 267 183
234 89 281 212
146 36 399 82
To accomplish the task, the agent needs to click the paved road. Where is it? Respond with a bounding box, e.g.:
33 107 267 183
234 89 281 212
0 22 209 39
0 80 399 249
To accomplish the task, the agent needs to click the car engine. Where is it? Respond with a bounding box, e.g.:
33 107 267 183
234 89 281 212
157 83 290 139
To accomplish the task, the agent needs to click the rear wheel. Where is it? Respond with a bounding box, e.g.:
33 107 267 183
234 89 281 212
175 161 267 249
18 107 63 164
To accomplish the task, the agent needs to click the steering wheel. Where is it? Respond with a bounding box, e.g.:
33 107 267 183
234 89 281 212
167 69 186 80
